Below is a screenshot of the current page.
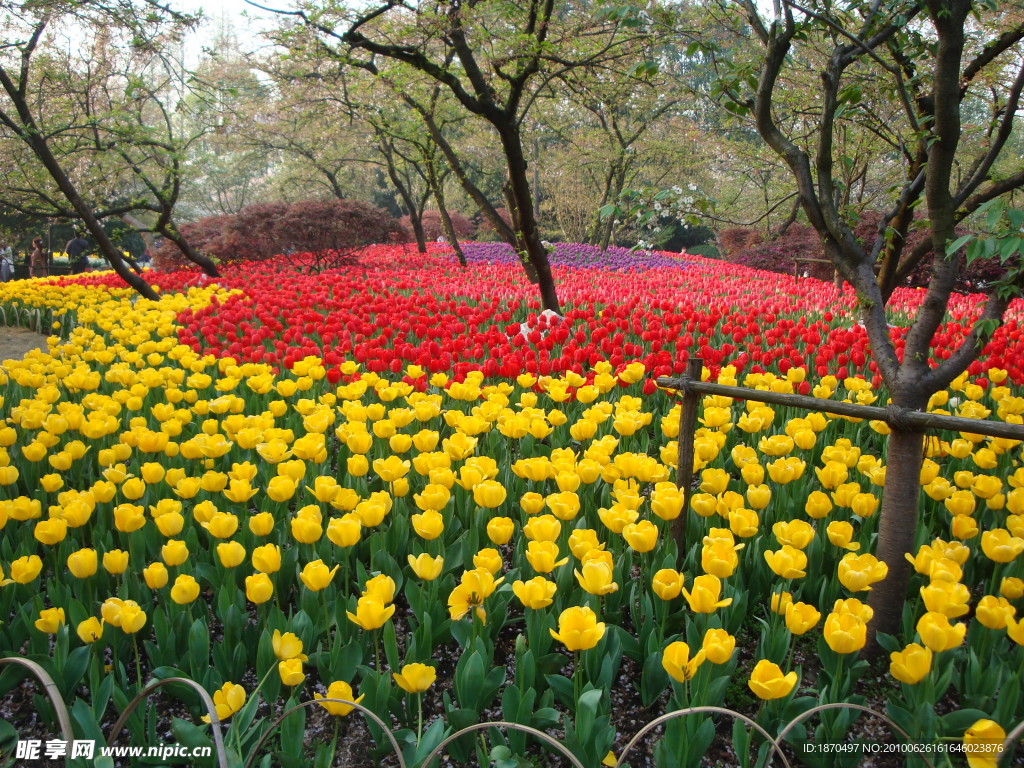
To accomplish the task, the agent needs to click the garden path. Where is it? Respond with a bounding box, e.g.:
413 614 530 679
0 326 48 362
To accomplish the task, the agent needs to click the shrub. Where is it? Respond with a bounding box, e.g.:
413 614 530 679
718 214 1008 290
401 210 475 242
472 207 513 241
153 199 407 272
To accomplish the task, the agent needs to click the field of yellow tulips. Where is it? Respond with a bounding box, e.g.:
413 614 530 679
1 262 1023 768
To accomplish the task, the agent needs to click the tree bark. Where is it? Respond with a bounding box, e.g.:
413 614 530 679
867 424 925 646
426 158 466 267
496 122 560 313
380 140 428 253
30 137 157 299
158 223 220 278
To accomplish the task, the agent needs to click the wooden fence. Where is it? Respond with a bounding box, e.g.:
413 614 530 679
657 357 1024 553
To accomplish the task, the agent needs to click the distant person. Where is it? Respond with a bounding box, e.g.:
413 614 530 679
30 238 47 277
65 232 91 273
0 244 13 282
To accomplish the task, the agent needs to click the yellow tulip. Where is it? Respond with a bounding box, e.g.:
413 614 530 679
651 568 683 601
245 573 274 604
650 483 685 520
1001 577 1024 600
889 643 932 684
974 595 1015 630
920 581 970 618
546 491 581 521
448 569 502 620
346 596 395 630
272 629 308 661
916 611 966 652
728 508 759 538
170 574 201 604
823 612 867 653
701 628 736 664
525 541 569 573
963 719 1006 768
804 490 833 519
550 606 605 651
621 520 658 553
102 549 129 575
837 553 888 592
825 521 860 551
411 510 444 540
143 562 169 589
764 545 808 579
202 512 239 539
472 480 507 508
980 529 1024 563
473 548 503 575
76 617 104 644
119 604 147 633
161 539 189 566
407 553 444 581
785 602 821 635
34 607 66 634
278 658 305 686
413 483 450 512
300 560 340 591
773 520 815 549
216 541 246 568
11 552 41 581
34 517 68 546
315 680 363 716
523 514 561 542
661 641 706 682
682 574 732 613
486 516 515 545
67 548 98 579
364 574 396 603
251 543 282 574
512 576 557 610
747 659 798 700
574 559 618 596
290 514 323 544
393 663 436 693
201 682 246 723
326 515 362 548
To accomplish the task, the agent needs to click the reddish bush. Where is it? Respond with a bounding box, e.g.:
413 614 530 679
154 199 408 272
400 210 475 242
719 224 832 280
719 214 1008 291
717 227 764 256
473 207 513 241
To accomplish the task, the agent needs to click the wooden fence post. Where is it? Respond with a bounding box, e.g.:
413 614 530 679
671 357 703 560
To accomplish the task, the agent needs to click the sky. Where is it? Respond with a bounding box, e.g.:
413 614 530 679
173 0 279 54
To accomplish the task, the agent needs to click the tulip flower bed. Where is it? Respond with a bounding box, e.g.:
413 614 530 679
0 246 1023 768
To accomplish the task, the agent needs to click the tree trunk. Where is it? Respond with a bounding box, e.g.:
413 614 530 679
428 162 466 268
866 424 925 647
496 124 561 313
158 223 220 278
409 212 427 254
410 103 517 244
595 161 629 251
380 143 427 254
28 137 157 299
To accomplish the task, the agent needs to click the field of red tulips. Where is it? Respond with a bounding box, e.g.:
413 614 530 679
0 243 1022 768
168 243 1024 387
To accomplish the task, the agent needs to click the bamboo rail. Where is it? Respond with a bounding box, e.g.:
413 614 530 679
657 358 1024 555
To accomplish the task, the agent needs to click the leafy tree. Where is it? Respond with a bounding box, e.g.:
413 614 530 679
718 0 1024 641
0 1 223 296
265 0 665 312
153 198 406 272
